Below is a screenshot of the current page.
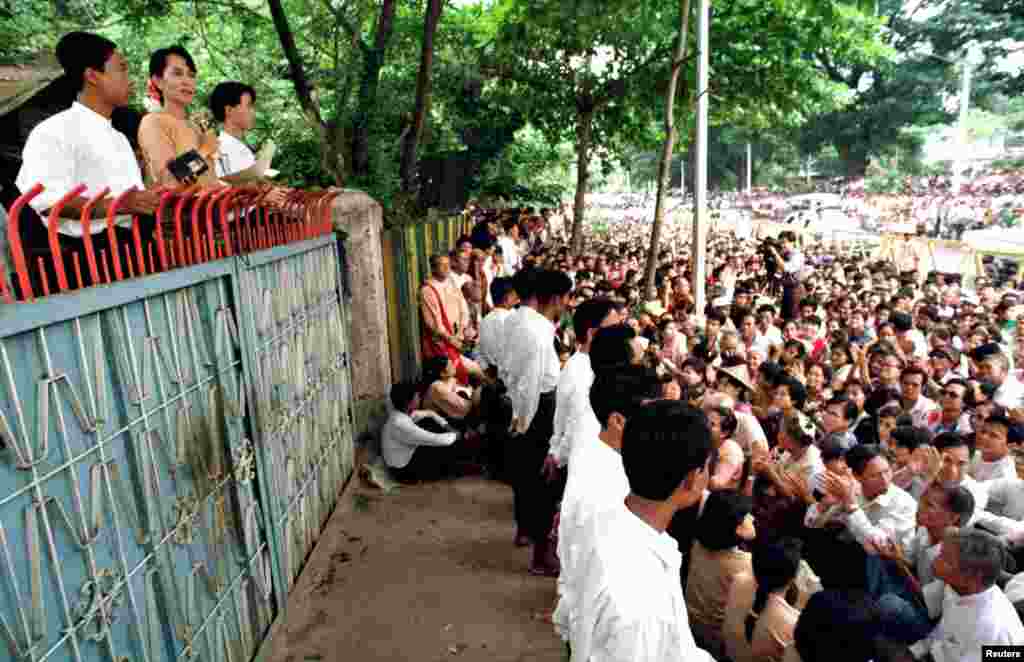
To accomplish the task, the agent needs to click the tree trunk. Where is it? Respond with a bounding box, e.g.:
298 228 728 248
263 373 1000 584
836 142 869 178
351 0 397 179
570 109 594 257
352 53 384 179
267 0 342 184
399 0 444 193
643 0 692 301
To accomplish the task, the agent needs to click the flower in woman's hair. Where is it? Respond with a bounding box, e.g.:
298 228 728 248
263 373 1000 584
143 78 163 113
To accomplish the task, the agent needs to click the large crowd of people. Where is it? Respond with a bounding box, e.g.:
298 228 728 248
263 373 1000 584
381 200 1024 662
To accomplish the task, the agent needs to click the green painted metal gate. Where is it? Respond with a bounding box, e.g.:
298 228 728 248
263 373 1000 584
0 234 353 662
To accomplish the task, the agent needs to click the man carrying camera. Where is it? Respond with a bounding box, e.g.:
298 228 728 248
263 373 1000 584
765 231 804 321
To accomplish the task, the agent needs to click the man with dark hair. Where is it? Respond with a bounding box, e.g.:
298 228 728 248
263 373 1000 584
498 219 522 276
821 395 859 451
570 400 715 662
504 269 573 575
477 277 518 381
805 444 917 590
546 298 620 473
380 381 459 482
971 411 1019 482
15 32 161 292
900 365 938 428
553 342 661 645
208 81 258 177
873 484 977 644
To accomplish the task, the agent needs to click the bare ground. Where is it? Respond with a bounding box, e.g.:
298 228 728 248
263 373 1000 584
263 476 565 662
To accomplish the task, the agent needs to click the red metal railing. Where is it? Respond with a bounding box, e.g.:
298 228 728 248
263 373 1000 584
4 185 340 303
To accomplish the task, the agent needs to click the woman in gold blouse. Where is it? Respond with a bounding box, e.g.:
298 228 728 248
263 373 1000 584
138 45 219 187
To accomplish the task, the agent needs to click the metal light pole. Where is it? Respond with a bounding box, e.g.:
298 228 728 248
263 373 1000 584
746 142 752 194
690 0 710 315
952 59 973 195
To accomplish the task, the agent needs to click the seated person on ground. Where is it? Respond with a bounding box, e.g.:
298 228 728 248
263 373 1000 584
724 538 805 662
380 381 459 482
879 528 1024 662
419 355 480 425
686 490 757 660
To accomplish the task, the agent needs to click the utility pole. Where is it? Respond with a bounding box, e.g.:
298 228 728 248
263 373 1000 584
690 0 710 316
952 58 973 195
746 142 752 194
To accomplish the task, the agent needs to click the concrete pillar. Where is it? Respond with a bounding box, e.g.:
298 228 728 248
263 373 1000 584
330 191 391 440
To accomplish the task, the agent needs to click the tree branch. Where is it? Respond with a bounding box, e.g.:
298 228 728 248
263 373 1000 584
373 0 396 52
266 0 325 128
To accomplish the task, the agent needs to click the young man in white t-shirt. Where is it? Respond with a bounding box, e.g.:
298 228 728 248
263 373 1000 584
209 81 289 206
209 81 258 177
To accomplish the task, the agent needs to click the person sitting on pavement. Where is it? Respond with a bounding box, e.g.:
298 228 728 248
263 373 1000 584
878 528 1024 662
381 381 460 483
723 538 806 662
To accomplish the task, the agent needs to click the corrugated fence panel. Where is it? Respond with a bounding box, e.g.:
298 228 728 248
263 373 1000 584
381 215 469 383
0 235 354 662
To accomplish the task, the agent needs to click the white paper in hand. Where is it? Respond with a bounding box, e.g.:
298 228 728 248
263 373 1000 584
232 141 276 182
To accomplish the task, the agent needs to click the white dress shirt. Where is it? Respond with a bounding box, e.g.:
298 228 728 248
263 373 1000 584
984 478 1024 521
910 583 1024 662
477 307 513 374
995 375 1024 409
904 527 943 587
569 503 716 662
215 131 256 177
971 454 1018 483
497 235 521 276
380 409 457 469
504 306 560 431
554 423 628 643
16 102 143 235
549 351 595 467
804 484 917 552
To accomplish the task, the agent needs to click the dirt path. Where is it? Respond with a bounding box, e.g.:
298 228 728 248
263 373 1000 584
264 476 565 662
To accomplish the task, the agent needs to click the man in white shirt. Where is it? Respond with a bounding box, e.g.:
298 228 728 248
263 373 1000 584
976 344 1024 408
554 342 662 645
807 444 918 590
15 32 161 291
504 269 572 575
901 366 939 428
569 400 715 662
476 277 517 380
497 219 522 276
899 528 1024 662
873 484 976 644
545 298 620 473
380 382 458 482
971 412 1020 482
210 81 258 177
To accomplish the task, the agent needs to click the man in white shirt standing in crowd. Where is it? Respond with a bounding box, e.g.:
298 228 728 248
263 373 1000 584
504 269 572 574
554 327 663 649
570 400 714 662
477 277 517 381
545 298 620 474
975 343 1024 408
15 31 161 292
498 218 522 276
